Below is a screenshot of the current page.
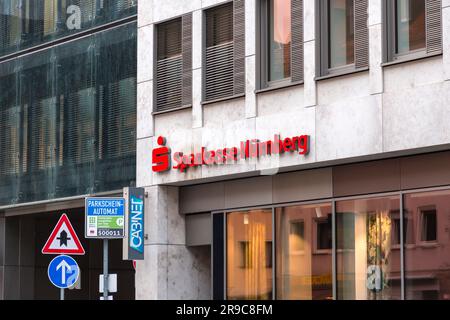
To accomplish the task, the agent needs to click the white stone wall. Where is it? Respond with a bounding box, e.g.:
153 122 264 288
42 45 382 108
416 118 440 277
136 0 450 299
139 0 450 186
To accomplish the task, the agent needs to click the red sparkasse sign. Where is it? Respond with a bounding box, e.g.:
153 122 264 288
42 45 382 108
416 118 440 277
42 213 85 255
152 134 310 173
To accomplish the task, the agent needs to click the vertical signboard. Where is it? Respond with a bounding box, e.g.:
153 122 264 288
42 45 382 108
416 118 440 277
123 187 145 260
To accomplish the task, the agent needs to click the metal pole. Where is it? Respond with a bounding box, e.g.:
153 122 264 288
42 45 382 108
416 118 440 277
60 288 64 300
103 239 109 300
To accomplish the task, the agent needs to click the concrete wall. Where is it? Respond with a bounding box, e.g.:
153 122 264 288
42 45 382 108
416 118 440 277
136 0 450 299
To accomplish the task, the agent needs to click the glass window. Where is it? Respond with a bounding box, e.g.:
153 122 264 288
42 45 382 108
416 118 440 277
276 204 333 300
328 0 354 69
0 0 137 58
404 190 450 300
336 196 401 300
317 216 332 250
268 0 291 82
392 213 415 245
420 207 437 242
227 210 273 300
0 22 137 206
395 0 426 55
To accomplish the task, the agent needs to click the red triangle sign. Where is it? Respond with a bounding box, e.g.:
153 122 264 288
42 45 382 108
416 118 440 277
42 214 85 255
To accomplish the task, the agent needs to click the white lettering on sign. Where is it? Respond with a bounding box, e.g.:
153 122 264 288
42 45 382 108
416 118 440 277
92 208 119 215
130 197 144 251
88 199 123 207
66 5 81 30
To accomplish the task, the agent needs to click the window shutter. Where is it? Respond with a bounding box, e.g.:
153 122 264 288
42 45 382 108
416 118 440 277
354 0 369 69
233 0 245 95
205 3 234 102
182 13 192 107
291 0 303 83
156 19 183 112
426 0 442 54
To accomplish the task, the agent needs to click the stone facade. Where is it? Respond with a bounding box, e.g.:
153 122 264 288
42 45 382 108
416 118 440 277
136 0 450 299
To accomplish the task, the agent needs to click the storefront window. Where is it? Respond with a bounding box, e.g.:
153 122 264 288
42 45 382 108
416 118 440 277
336 196 401 300
404 190 450 300
276 204 333 300
227 209 273 300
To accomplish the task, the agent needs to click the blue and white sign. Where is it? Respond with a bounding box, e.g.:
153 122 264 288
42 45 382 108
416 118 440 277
123 187 145 261
48 255 80 289
85 197 125 239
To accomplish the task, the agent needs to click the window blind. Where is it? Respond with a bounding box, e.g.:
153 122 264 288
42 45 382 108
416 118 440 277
156 18 183 112
205 1 245 102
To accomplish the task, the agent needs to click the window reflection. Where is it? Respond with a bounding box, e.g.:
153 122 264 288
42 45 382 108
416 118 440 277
328 0 354 69
336 196 401 300
227 210 273 300
276 204 333 300
395 0 426 55
0 0 137 57
404 190 450 300
0 23 137 206
269 0 291 82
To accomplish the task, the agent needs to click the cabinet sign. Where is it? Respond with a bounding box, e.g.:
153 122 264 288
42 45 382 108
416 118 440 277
123 187 145 261
85 197 125 239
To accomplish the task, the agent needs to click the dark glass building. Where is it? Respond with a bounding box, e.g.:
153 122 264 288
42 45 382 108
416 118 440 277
0 0 137 300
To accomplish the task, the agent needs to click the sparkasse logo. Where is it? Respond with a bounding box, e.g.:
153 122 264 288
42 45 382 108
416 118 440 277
152 136 171 172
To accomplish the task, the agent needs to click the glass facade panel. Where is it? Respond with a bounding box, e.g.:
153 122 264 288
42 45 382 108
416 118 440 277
328 0 354 69
268 0 291 82
227 209 273 300
336 196 401 300
404 190 450 300
276 204 333 300
0 0 137 58
395 0 426 55
0 22 137 206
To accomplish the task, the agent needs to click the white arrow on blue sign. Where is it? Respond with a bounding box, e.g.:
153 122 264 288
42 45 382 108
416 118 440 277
48 255 80 289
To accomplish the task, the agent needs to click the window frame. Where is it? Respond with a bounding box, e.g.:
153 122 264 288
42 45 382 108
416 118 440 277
258 0 293 90
153 17 183 113
418 205 438 244
314 215 333 253
383 0 428 63
202 1 237 104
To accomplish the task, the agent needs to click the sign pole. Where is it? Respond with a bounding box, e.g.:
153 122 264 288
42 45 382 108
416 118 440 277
60 288 64 300
103 239 109 300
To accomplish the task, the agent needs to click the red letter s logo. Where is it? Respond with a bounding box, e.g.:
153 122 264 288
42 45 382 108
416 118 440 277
152 136 171 172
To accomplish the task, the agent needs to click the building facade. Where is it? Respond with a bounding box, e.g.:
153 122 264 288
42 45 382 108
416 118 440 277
137 0 450 300
0 0 137 299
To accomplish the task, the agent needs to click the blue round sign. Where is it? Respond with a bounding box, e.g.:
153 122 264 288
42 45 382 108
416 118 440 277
48 255 80 289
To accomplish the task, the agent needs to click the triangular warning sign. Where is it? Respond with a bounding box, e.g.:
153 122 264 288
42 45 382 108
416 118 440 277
42 214 85 255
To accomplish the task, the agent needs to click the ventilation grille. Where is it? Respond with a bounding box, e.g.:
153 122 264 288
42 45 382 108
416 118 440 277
426 0 442 54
